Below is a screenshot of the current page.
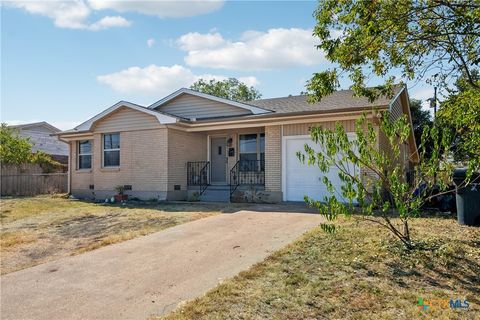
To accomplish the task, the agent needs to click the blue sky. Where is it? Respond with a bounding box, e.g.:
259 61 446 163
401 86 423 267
2 1 433 130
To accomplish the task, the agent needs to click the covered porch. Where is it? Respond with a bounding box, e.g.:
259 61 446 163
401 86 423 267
186 127 266 202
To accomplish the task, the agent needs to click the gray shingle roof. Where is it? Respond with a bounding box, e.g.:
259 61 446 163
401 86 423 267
248 87 402 114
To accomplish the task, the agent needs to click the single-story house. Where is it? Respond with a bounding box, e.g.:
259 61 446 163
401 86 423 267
57 85 418 202
10 121 69 164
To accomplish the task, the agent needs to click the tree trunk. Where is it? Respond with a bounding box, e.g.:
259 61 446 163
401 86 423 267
401 220 413 250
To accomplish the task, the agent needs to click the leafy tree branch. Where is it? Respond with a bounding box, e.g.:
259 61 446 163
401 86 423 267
190 78 261 102
297 113 465 249
307 0 480 101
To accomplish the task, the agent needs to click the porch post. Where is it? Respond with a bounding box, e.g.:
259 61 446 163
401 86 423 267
264 125 282 202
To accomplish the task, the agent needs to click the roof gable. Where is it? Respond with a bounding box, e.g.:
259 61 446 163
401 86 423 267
92 106 163 132
153 93 253 120
10 121 60 133
70 101 177 133
148 88 272 120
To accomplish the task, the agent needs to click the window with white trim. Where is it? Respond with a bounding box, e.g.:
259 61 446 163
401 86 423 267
239 133 265 171
103 133 120 167
77 140 92 169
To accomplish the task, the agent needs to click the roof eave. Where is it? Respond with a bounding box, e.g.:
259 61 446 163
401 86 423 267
184 104 390 125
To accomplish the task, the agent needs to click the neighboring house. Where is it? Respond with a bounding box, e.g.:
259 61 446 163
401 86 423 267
10 122 69 164
57 86 418 202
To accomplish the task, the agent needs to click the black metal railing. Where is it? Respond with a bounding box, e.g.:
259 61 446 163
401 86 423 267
230 160 265 195
187 161 210 195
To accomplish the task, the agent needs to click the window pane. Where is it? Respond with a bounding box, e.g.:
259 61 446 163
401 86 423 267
104 135 110 149
239 134 257 153
104 150 120 167
78 155 91 169
104 133 120 149
240 153 258 162
259 133 265 153
239 153 257 171
260 152 265 171
79 140 91 154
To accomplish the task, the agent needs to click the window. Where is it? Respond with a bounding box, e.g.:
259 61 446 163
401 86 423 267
103 133 120 167
239 133 265 171
77 140 92 169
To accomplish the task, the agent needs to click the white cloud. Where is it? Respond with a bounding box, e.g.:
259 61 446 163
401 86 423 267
238 76 260 87
410 86 434 109
88 16 131 31
9 1 92 29
7 0 223 30
177 28 325 70
410 85 437 117
410 86 433 101
88 0 224 18
8 1 131 31
97 64 259 96
177 32 225 51
147 38 156 48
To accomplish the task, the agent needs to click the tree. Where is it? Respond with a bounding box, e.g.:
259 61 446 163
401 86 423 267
307 1 480 101
190 78 262 101
0 123 62 171
297 114 456 249
409 99 432 148
0 124 32 164
437 71 480 172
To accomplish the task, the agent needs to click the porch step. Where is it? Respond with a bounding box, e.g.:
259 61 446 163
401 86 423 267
207 184 230 190
200 186 230 202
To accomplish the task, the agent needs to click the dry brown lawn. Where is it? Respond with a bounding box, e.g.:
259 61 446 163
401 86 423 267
163 214 480 320
0 195 228 274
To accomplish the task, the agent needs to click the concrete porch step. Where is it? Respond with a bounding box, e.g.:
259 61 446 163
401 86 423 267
207 184 230 190
199 186 230 202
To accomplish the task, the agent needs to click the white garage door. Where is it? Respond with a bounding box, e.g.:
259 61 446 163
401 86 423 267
283 135 358 202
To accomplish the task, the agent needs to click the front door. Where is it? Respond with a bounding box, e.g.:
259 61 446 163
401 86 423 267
210 137 227 183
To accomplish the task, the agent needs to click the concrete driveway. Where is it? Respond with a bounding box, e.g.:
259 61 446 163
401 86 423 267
1 209 322 320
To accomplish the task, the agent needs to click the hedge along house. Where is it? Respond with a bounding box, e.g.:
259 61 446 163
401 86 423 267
57 86 418 202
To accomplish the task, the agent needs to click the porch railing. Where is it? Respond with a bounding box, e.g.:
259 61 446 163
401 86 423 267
230 160 265 195
187 161 210 195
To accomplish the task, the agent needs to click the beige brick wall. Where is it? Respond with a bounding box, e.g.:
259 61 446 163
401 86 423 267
92 128 168 195
69 106 209 200
67 104 409 201
168 129 207 191
70 110 211 200
70 141 93 191
265 125 282 192
283 119 356 136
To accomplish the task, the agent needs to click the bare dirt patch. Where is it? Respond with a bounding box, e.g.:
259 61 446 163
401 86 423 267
0 196 223 274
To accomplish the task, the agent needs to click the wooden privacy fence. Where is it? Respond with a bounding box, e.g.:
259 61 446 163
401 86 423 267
1 164 68 196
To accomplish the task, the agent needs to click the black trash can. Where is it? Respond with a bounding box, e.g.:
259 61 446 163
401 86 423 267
452 169 480 226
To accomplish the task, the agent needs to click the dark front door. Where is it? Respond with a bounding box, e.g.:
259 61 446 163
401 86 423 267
210 137 227 183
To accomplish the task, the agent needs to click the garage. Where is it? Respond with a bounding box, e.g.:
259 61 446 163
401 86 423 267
282 134 358 202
